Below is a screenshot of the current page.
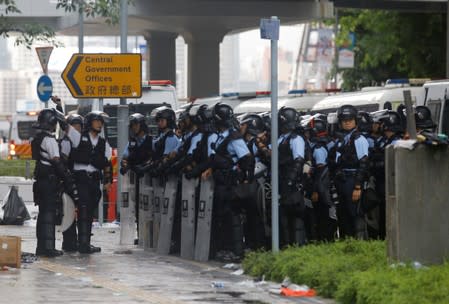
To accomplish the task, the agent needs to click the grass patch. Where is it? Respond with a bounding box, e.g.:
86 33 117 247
243 239 449 303
0 160 35 177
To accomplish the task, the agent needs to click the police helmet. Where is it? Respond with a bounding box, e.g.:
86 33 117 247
239 113 265 136
278 107 298 131
415 106 435 130
129 113 148 133
85 111 108 133
178 105 193 123
196 104 215 132
357 111 373 133
213 103 234 128
380 111 403 133
259 112 271 132
337 104 357 121
35 108 59 131
187 104 204 126
150 106 176 129
66 113 84 128
312 117 328 136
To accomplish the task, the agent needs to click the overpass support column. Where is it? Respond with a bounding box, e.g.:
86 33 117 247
146 31 178 84
185 32 225 98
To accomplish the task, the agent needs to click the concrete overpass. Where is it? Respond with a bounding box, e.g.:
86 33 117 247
7 0 449 97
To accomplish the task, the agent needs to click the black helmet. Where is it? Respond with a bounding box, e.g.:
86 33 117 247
129 113 148 133
337 104 357 121
380 111 404 133
259 112 271 132
240 113 265 136
35 108 59 131
85 111 108 133
187 104 204 126
415 106 435 130
66 113 84 128
357 111 373 133
151 106 176 129
196 104 215 132
312 117 327 135
278 107 298 131
178 105 193 124
213 103 234 128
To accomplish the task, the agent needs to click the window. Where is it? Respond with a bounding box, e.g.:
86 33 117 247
17 121 37 140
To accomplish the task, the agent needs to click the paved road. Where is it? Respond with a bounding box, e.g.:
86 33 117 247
0 224 334 304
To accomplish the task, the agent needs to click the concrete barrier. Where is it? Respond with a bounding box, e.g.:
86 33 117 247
386 144 449 264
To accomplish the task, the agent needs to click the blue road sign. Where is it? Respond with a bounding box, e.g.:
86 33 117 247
37 75 53 102
260 18 280 40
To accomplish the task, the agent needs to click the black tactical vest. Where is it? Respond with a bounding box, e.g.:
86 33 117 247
214 130 242 170
153 130 175 161
127 135 153 166
192 132 209 164
336 130 362 170
71 131 108 170
31 132 51 162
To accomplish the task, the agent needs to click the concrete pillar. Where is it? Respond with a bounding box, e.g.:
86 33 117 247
146 31 178 84
185 32 225 98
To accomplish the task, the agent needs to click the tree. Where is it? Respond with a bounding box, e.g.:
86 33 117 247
0 0 132 49
336 10 446 90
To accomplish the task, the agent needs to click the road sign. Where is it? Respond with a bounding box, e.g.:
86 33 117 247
61 53 142 99
35 46 53 74
36 75 53 102
260 18 280 40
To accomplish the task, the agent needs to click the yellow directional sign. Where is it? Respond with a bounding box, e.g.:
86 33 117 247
61 53 142 98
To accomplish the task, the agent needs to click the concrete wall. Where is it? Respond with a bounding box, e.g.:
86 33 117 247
386 144 449 264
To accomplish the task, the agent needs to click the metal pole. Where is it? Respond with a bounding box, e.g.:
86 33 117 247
334 8 339 87
270 16 280 253
78 6 84 53
118 0 131 244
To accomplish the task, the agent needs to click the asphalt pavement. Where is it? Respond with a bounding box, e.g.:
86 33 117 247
0 224 334 304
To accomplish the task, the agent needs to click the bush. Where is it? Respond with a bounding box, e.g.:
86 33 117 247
244 240 449 303
0 160 35 178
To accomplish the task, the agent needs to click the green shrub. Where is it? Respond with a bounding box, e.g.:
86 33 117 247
243 240 449 303
0 160 35 178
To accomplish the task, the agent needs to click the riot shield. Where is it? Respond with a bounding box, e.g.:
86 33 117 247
194 176 214 262
139 173 154 249
157 175 179 255
119 171 136 245
56 193 76 233
180 175 199 259
152 176 165 249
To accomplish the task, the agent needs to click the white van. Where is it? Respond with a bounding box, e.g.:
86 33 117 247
233 90 335 115
311 82 425 114
420 80 449 135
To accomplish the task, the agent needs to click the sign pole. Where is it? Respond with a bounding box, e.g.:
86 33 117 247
260 16 280 253
118 0 132 245
270 16 280 253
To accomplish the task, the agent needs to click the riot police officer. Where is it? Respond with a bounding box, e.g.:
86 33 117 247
238 113 266 250
277 107 307 246
60 113 84 252
209 103 254 261
308 116 335 241
67 111 112 253
334 105 370 239
32 108 79 257
120 113 153 243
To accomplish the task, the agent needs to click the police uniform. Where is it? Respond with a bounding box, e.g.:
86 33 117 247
335 129 370 238
67 124 112 253
278 131 307 246
32 109 78 257
211 128 253 259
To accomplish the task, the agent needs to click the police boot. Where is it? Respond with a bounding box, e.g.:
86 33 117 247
62 222 78 252
355 216 368 240
294 217 307 246
77 205 99 254
36 211 63 257
231 213 244 260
